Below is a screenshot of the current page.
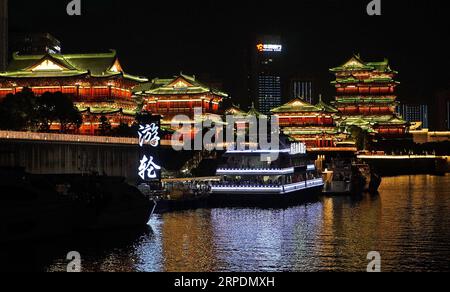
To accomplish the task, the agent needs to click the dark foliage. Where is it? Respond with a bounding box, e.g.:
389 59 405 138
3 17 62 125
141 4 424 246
0 88 82 133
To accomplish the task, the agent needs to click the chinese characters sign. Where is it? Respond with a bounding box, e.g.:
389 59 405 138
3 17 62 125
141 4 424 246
256 43 283 52
138 155 161 180
290 142 307 155
137 120 162 181
138 124 161 147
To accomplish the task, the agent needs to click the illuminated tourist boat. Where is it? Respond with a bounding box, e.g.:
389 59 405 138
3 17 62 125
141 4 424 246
210 142 324 206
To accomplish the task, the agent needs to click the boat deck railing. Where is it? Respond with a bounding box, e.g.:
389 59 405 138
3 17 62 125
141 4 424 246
211 178 324 194
216 167 295 175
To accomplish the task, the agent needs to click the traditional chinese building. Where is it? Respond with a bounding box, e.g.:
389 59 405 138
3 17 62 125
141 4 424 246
133 74 229 145
330 54 408 138
271 97 342 150
224 104 246 116
0 50 148 134
134 74 228 127
224 103 268 134
224 104 247 132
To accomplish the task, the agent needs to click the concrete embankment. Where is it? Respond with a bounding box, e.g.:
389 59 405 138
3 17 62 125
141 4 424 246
358 155 449 177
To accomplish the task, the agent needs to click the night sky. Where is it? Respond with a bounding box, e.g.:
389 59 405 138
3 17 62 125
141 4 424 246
8 0 450 107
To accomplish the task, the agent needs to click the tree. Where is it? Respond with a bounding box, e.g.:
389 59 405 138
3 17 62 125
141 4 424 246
98 115 112 136
36 92 58 131
0 89 81 133
35 91 82 133
0 88 37 131
348 125 370 151
53 92 82 133
112 123 133 137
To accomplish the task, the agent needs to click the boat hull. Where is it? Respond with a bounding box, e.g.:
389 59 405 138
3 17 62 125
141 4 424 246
209 184 323 208
0 172 156 244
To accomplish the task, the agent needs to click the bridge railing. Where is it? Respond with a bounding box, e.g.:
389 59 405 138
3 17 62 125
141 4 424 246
0 130 139 145
0 130 183 147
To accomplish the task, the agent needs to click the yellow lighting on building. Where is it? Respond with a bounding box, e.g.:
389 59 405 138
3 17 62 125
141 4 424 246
31 60 65 72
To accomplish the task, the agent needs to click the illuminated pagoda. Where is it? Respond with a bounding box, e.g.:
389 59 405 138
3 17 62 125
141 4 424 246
224 104 247 132
134 74 228 128
224 104 246 116
247 102 267 119
330 54 408 137
224 102 268 126
224 103 268 136
271 96 342 150
0 50 148 134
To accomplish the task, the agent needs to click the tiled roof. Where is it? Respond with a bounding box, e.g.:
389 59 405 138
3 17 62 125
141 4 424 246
272 98 321 113
272 97 337 114
1 50 148 82
330 54 397 74
133 74 228 98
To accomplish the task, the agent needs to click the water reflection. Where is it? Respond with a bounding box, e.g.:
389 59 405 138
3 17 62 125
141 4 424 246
5 175 450 272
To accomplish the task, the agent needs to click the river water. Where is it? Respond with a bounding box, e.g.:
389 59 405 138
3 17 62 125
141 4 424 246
5 175 450 272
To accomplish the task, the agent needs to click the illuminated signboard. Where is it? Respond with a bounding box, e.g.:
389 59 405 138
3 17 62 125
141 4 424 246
257 43 283 52
138 155 161 180
290 142 307 155
138 123 161 147
137 116 162 182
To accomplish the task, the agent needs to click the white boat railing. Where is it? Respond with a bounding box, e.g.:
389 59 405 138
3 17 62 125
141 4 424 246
216 167 295 175
211 178 324 194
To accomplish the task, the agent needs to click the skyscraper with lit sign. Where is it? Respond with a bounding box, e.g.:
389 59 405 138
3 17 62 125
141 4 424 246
251 35 283 115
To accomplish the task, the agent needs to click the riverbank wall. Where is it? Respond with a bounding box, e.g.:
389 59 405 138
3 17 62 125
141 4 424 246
358 155 449 177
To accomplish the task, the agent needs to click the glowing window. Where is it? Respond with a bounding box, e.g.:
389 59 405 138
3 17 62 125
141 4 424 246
173 81 190 89
32 60 65 71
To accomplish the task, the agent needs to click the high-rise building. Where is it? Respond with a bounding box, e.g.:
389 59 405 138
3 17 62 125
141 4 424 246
252 35 283 115
448 101 450 130
434 90 450 131
11 33 62 55
0 0 8 72
290 77 315 104
397 104 429 129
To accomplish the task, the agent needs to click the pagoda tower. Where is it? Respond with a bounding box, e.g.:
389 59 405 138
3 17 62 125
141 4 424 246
330 54 408 137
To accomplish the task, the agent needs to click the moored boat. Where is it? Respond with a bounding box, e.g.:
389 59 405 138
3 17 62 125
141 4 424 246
210 142 324 207
321 154 381 196
0 168 155 244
